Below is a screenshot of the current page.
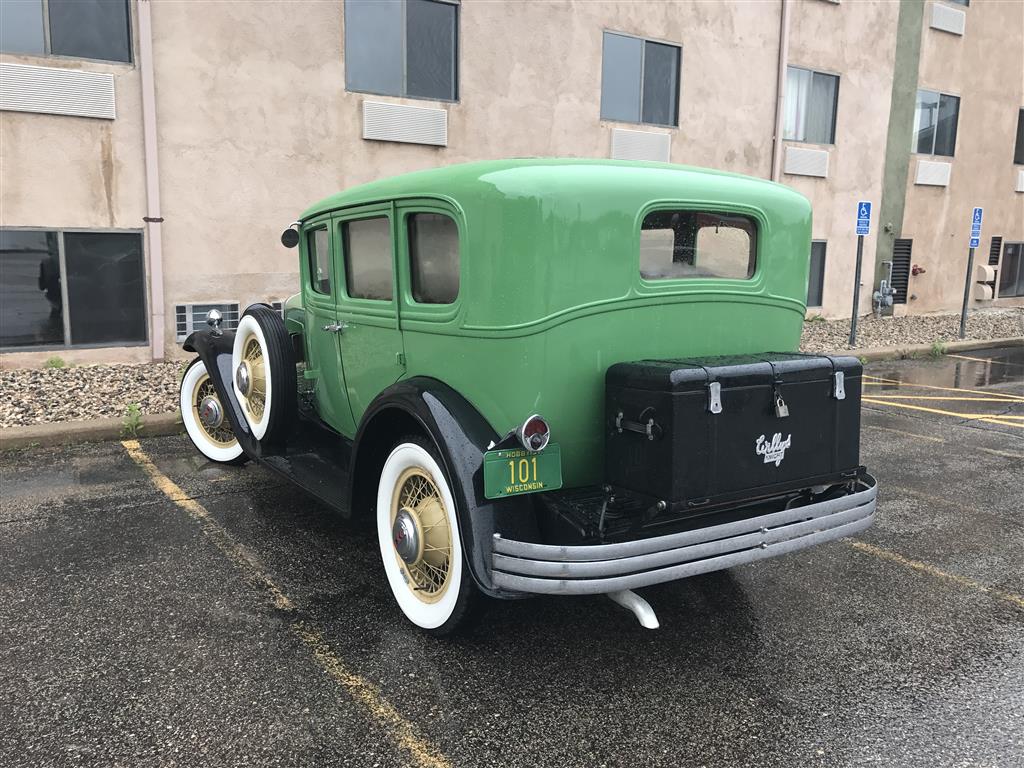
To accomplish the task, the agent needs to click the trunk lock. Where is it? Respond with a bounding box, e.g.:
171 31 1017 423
774 387 789 418
707 381 723 414
833 371 846 400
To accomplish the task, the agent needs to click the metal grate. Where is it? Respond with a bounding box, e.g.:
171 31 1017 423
891 239 912 305
174 302 239 341
988 236 1003 267
270 301 284 317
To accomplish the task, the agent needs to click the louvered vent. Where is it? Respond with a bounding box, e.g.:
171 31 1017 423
988 237 1003 267
270 301 284 318
891 240 912 305
175 302 240 341
0 62 116 120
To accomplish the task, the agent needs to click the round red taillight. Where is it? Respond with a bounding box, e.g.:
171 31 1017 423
517 414 550 452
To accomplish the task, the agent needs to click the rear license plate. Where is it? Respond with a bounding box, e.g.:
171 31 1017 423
483 444 562 499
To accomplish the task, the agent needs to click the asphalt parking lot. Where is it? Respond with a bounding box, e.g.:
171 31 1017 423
2 346 1022 768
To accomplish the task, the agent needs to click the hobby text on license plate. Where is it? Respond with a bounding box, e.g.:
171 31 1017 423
483 444 563 499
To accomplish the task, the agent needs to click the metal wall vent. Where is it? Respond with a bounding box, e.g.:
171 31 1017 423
610 128 671 162
930 2 966 35
270 301 284 317
915 159 952 186
362 100 447 147
988 236 1003 267
891 240 912 305
0 62 116 120
175 302 239 342
783 146 829 178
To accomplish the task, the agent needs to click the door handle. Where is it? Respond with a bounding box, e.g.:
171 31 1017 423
322 322 348 334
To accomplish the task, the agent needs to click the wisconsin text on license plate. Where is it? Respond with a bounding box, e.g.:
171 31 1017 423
483 444 563 499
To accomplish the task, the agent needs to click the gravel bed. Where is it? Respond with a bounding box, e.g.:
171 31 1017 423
1 308 1021 428
800 307 1024 354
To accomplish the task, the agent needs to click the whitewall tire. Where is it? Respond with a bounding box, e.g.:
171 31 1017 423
180 358 245 464
231 313 274 441
230 305 296 446
376 438 475 632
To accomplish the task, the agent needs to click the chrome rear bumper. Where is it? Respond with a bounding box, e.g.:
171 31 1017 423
491 476 877 595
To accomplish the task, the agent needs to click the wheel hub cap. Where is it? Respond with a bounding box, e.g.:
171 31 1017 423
392 508 421 564
198 396 223 429
235 361 251 396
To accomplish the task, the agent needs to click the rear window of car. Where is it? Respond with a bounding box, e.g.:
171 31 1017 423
640 210 757 281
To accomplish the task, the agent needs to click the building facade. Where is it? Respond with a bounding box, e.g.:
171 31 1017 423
1 0 1021 367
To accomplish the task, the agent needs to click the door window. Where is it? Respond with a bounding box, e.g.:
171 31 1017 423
343 217 393 301
407 212 459 304
308 227 331 294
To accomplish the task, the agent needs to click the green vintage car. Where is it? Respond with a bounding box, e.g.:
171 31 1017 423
180 159 877 633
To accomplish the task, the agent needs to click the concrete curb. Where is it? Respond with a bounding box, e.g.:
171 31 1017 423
1 336 1021 450
849 336 1024 362
0 411 184 452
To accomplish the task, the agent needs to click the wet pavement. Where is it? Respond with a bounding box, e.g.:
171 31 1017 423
1 346 1022 768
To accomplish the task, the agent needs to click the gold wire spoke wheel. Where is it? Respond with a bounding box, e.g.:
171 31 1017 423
191 373 236 447
240 333 267 422
390 467 453 604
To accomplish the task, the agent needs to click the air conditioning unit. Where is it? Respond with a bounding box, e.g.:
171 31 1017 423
174 302 240 342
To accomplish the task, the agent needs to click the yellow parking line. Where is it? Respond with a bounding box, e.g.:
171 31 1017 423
849 541 1024 611
120 439 451 768
864 376 1024 402
862 398 1024 427
947 353 1024 367
864 395 1019 402
862 424 944 444
978 446 1024 460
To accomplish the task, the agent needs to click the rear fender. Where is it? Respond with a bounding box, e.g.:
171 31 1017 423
183 330 262 459
352 378 541 599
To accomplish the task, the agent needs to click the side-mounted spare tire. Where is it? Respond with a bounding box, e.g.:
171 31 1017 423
231 303 297 446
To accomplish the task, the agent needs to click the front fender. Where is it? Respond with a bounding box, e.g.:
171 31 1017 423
183 330 262 459
352 378 541 599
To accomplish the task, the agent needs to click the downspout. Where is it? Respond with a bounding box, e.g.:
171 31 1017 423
770 0 790 182
138 0 165 360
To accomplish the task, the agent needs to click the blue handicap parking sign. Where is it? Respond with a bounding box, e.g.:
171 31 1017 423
972 207 983 226
970 236 980 248
856 201 871 236
969 206 983 248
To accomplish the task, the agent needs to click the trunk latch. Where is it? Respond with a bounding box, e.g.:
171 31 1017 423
833 371 846 400
707 381 722 414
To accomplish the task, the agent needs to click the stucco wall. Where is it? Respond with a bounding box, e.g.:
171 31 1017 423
900 0 1024 312
781 0 899 319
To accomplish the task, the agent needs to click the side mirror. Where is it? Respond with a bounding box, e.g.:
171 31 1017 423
281 227 300 248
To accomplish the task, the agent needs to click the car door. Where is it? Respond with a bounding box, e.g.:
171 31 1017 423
300 217 356 436
334 204 406 427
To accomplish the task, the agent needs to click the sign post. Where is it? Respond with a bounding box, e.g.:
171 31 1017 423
959 206 983 339
849 201 871 346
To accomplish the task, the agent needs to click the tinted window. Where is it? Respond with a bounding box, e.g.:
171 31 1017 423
0 229 63 347
343 218 393 301
914 90 959 156
640 211 756 281
601 32 680 127
408 213 459 304
807 241 826 308
345 0 458 101
999 243 1024 298
0 0 45 55
1015 109 1024 166
48 0 131 63
63 232 146 344
308 228 331 295
406 0 457 100
784 66 839 144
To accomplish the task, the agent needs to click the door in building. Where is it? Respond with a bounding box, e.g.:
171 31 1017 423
300 215 356 436
334 204 406 427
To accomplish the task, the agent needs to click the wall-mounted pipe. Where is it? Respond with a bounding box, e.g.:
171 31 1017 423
770 0 790 182
138 0 165 360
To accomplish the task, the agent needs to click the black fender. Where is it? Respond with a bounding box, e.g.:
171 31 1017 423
351 378 541 600
183 329 263 460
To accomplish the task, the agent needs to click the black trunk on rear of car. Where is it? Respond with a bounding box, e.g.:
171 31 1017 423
605 353 863 514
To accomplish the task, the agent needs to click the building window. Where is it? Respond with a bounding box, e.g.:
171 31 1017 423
914 90 960 157
600 31 681 127
784 66 839 145
344 0 458 102
998 243 1024 298
945 0 969 5
1014 108 1024 165
639 210 756 281
807 241 826 308
0 229 146 349
342 217 394 301
407 213 459 305
0 0 131 63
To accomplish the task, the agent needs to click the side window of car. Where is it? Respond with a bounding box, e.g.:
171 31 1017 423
308 227 331 294
407 212 459 304
640 210 757 281
342 217 393 301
